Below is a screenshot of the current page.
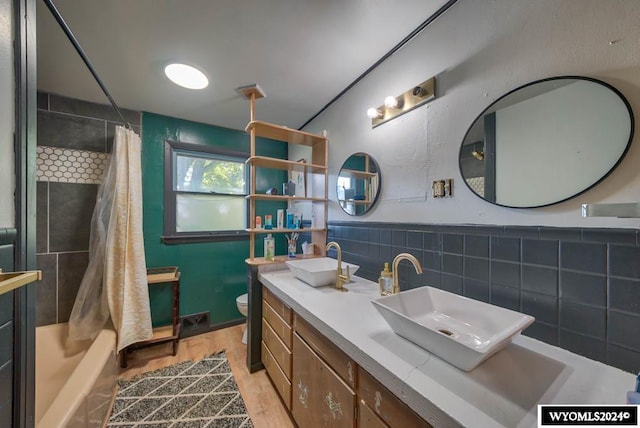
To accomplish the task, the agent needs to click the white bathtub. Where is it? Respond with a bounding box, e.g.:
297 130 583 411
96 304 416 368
36 323 118 428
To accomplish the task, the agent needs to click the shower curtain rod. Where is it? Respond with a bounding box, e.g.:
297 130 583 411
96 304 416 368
41 0 132 129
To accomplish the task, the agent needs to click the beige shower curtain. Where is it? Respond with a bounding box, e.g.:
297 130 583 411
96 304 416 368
68 126 152 352
105 126 152 352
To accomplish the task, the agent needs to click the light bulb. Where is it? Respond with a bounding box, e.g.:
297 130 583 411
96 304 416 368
384 95 400 109
367 107 382 119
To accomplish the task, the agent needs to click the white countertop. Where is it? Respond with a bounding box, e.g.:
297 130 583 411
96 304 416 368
259 269 636 428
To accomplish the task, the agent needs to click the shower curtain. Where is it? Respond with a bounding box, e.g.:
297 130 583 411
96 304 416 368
68 125 152 352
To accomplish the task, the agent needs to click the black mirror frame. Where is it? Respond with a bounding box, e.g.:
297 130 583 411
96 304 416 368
337 152 382 216
458 75 635 208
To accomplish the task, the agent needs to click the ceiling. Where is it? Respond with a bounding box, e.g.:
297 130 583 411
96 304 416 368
37 0 448 131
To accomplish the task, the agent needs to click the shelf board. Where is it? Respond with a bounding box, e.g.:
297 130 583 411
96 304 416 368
246 194 326 202
245 254 325 266
0 270 41 296
146 266 179 284
126 325 180 348
246 228 325 234
246 120 327 146
150 325 177 340
338 199 371 204
247 156 327 173
339 168 377 178
147 271 181 284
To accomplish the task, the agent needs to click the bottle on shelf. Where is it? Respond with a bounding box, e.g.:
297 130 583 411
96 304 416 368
264 234 275 261
277 209 284 229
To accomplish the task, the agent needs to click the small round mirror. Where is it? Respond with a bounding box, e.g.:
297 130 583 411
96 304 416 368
337 153 381 216
459 76 633 208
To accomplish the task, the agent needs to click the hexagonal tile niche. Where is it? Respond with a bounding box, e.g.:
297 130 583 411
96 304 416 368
37 146 110 184
465 177 485 198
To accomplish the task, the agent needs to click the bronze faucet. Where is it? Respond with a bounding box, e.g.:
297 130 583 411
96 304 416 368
391 253 423 294
326 242 350 291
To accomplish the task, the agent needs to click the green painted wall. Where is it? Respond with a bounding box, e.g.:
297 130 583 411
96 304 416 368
342 155 366 171
142 112 287 326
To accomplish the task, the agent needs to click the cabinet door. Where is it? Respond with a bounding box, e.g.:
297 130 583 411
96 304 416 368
358 400 389 428
262 318 292 378
292 333 356 428
263 299 292 348
263 286 292 324
262 341 292 409
294 314 356 389
357 366 431 428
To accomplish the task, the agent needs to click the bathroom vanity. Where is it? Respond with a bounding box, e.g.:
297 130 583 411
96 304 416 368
252 267 635 428
261 282 427 427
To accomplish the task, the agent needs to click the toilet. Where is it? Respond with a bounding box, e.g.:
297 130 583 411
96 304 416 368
236 293 248 344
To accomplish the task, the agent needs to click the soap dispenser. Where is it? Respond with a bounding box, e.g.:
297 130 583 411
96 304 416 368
264 234 275 261
378 262 393 295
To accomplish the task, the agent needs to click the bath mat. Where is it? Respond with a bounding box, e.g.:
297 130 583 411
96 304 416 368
107 351 253 427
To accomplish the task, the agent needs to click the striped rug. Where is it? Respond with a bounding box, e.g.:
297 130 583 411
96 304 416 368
107 351 253 428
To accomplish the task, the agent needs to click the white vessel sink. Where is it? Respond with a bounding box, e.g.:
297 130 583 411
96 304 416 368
372 286 535 371
286 257 360 287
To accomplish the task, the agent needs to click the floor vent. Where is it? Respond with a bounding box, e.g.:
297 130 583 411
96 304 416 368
180 312 210 337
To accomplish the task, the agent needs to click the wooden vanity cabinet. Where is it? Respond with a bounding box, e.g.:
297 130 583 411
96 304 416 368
261 287 293 409
292 319 356 428
260 286 431 427
357 366 432 428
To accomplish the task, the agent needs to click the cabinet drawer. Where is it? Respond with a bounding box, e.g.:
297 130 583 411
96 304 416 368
262 317 292 379
263 300 292 348
292 332 356 428
263 286 292 325
262 341 292 410
294 314 356 389
358 400 389 428
357 367 431 428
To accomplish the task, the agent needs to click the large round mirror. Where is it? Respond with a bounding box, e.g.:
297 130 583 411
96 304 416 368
459 76 634 208
337 153 381 216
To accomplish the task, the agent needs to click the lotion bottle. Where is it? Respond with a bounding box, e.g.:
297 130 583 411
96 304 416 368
378 262 393 295
264 234 275 261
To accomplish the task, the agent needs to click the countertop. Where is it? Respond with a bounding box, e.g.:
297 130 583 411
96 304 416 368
259 269 636 428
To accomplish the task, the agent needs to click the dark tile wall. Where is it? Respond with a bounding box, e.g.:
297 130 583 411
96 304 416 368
326 221 640 374
36 92 141 326
48 182 98 252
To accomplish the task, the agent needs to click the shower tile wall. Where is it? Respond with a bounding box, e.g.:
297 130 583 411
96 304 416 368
36 92 140 326
327 221 640 374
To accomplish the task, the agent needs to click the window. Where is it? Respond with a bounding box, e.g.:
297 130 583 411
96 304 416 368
163 140 249 243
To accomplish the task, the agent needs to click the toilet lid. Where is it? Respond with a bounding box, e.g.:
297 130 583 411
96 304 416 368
236 293 248 305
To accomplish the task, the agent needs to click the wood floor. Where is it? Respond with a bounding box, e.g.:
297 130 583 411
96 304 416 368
119 324 295 428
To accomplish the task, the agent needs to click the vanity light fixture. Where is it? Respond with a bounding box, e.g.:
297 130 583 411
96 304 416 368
164 63 209 90
368 77 436 128
472 150 484 160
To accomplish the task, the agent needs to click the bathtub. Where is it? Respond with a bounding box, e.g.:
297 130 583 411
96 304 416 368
36 323 118 428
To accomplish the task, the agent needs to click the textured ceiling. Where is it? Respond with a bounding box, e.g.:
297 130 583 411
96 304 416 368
37 0 448 130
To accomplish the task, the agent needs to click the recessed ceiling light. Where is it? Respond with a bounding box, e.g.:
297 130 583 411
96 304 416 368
164 63 209 90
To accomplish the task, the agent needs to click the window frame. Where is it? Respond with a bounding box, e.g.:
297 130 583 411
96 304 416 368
162 139 250 244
